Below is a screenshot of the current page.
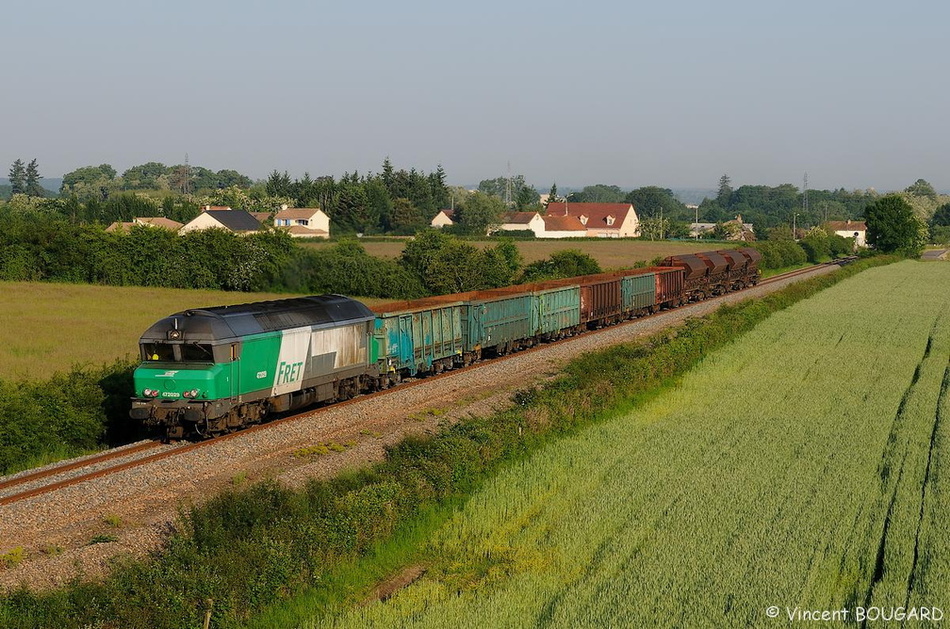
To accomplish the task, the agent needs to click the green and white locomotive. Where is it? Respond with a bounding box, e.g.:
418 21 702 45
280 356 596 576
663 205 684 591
130 295 379 439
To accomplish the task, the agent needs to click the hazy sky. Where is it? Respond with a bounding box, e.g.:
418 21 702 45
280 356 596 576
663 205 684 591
3 0 948 191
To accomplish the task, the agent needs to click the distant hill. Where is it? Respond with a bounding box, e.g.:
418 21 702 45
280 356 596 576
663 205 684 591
0 177 62 193
671 188 715 205
0 178 62 200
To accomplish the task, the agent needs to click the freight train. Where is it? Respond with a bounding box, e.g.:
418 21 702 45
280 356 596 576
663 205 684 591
130 248 762 439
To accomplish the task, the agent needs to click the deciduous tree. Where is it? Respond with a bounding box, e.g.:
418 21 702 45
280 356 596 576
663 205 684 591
864 194 925 256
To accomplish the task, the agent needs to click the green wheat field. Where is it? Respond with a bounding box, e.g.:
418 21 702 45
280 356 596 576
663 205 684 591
303 261 950 628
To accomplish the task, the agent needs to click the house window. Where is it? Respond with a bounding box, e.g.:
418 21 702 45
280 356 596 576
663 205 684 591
298 219 309 226
579 215 588 225
606 215 615 226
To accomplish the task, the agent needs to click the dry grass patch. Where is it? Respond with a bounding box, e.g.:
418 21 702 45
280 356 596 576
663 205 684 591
0 282 391 381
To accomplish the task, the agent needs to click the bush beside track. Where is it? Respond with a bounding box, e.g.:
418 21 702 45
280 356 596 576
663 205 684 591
0 254 900 629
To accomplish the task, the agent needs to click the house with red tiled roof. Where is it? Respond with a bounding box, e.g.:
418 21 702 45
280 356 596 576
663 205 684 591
430 209 455 228
541 214 588 238
826 219 867 247
274 206 330 239
493 211 545 236
545 202 640 238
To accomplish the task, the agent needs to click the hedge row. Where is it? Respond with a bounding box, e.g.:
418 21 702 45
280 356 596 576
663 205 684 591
0 361 137 475
0 255 896 629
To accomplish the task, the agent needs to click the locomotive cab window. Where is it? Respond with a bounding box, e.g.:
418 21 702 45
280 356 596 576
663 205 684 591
181 343 215 362
143 343 175 361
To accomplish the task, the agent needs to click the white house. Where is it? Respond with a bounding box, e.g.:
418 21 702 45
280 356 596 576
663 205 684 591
827 220 867 247
493 212 546 236
545 202 640 238
179 209 262 235
430 209 455 228
274 206 330 238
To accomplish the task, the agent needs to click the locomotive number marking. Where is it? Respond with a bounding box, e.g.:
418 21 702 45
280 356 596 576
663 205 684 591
256 371 267 379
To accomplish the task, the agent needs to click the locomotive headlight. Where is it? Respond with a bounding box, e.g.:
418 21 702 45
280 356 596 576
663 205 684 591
183 389 200 399
143 389 160 397
168 330 182 340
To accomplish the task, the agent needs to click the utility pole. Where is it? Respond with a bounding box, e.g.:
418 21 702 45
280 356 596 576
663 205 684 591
802 172 809 223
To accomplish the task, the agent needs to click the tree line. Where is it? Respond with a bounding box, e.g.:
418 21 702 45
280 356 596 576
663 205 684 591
6 157 948 248
0 200 602 298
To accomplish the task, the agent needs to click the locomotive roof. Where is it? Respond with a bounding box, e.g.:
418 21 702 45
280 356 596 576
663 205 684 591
140 294 375 343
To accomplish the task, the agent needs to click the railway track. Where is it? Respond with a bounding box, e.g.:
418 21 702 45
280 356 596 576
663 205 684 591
0 260 842 508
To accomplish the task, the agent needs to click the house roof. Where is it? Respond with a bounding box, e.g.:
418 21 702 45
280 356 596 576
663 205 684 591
545 202 636 228
201 205 232 212
276 207 323 220
827 220 867 232
500 212 539 225
107 218 183 232
136 217 183 230
250 212 272 222
205 210 261 232
105 221 135 233
437 209 455 218
285 225 329 236
542 215 587 231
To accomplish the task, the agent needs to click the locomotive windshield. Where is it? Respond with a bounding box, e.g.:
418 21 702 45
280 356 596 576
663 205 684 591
142 342 215 363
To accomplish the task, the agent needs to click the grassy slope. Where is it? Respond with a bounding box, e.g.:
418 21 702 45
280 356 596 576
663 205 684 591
0 283 391 381
302 261 950 628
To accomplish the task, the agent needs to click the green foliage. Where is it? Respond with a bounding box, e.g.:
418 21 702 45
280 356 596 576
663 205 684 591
717 174 733 206
0 360 137 475
400 230 519 294
24 159 44 198
625 186 687 220
567 184 625 203
278 240 425 299
798 233 831 263
60 164 118 200
453 191 505 235
864 194 926 256
931 225 950 245
752 239 808 269
519 249 601 282
477 175 538 208
702 179 877 234
931 202 950 227
904 177 937 201
8 160 26 195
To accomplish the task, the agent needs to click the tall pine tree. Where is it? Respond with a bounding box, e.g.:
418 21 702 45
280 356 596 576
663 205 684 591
25 159 44 197
8 159 26 195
